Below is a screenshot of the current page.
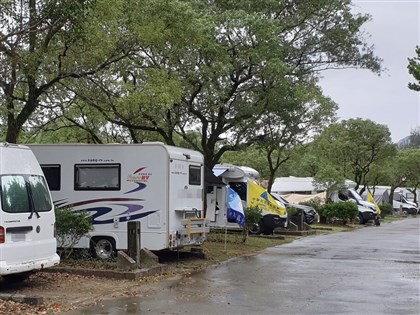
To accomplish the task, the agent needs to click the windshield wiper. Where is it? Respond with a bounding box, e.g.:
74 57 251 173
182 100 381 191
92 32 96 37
26 182 40 219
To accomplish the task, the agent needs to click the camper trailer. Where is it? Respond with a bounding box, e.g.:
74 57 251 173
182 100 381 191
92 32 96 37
29 143 209 259
0 143 60 280
206 164 287 234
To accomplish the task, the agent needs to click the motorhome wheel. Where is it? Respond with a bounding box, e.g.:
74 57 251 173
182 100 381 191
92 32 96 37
356 213 365 225
249 222 263 235
91 237 116 260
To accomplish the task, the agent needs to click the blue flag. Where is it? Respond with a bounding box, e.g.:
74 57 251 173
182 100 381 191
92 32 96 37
227 187 246 227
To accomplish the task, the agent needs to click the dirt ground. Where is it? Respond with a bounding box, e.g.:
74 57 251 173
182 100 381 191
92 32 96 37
0 265 191 314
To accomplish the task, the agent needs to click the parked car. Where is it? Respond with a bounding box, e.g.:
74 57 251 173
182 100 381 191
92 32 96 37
271 193 318 225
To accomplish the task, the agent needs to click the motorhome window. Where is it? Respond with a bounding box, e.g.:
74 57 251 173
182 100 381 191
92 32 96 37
41 165 61 191
1 175 52 213
228 182 247 201
189 165 201 186
392 194 401 202
406 193 414 201
74 164 120 190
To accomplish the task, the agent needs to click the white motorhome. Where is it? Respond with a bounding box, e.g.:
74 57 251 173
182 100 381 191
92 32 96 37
271 177 324 195
0 143 60 281
206 164 287 234
367 186 418 215
29 143 209 259
331 182 380 225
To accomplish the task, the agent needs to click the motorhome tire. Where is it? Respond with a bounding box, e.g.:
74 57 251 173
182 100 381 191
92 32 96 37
249 222 264 235
91 237 116 260
357 213 365 225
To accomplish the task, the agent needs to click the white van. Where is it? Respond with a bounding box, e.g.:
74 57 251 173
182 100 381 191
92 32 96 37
331 187 380 225
392 191 418 215
0 143 60 281
29 143 209 259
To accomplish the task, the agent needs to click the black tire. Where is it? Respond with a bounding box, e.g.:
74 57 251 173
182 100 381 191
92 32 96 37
357 213 365 225
375 218 381 226
305 215 316 225
249 221 264 235
91 237 116 260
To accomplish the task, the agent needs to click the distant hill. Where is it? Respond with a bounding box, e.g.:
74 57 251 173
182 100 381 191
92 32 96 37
398 134 420 149
397 136 411 148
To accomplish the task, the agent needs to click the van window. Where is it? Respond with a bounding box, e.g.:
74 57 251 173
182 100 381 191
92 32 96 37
1 175 52 213
74 164 120 191
229 181 247 201
41 165 61 191
189 165 201 186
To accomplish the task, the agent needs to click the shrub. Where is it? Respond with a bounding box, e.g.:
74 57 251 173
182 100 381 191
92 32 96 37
55 207 93 259
299 197 324 212
379 203 393 218
286 207 299 225
243 207 263 242
318 202 359 224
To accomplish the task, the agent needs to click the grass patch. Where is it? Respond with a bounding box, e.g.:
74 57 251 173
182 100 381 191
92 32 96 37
382 216 403 223
311 223 357 234
204 232 290 260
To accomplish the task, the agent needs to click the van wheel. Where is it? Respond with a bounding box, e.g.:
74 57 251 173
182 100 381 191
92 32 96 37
357 214 365 225
91 237 116 260
249 222 264 235
375 218 381 226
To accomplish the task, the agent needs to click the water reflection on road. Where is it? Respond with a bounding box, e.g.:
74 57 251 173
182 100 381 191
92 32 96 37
65 218 420 315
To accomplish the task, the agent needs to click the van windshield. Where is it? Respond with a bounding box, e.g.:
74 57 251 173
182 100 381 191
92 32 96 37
1 175 52 213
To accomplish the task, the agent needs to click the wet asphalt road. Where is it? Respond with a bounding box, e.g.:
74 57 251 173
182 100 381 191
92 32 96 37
66 218 420 315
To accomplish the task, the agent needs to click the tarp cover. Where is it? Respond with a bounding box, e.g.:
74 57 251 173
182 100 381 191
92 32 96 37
281 192 326 204
205 166 226 186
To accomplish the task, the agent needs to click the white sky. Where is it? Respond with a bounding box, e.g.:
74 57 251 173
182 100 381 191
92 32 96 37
320 0 420 143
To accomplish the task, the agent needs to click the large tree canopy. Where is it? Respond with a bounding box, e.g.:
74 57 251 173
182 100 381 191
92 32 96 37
313 118 397 193
2 1 382 171
0 0 136 142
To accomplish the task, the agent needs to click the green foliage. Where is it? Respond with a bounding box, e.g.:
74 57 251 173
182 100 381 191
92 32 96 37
313 118 397 190
318 202 359 224
379 203 393 218
386 149 420 197
242 207 263 242
244 207 263 229
285 207 298 217
408 46 420 92
55 207 93 259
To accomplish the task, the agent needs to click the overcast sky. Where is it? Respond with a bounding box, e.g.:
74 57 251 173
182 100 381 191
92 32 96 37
320 0 420 143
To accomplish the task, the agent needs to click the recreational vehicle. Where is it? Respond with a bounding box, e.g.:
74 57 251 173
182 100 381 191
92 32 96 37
207 164 287 234
0 143 60 281
365 186 418 215
29 143 209 260
331 186 380 225
271 177 323 195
